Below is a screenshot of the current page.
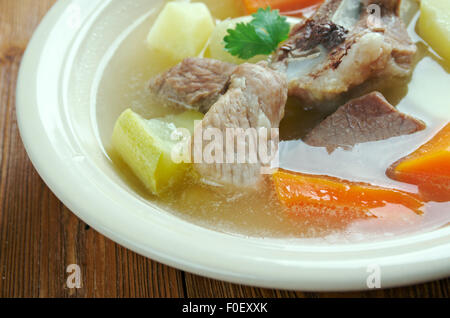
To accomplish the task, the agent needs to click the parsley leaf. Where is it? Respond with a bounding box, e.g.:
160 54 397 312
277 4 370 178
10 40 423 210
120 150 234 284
251 7 291 48
224 7 290 60
224 22 275 60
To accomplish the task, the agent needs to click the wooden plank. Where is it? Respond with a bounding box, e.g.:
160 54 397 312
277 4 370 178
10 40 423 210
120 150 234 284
0 0 448 298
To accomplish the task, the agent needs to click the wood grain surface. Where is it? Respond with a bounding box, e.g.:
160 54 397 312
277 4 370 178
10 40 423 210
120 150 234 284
0 0 448 298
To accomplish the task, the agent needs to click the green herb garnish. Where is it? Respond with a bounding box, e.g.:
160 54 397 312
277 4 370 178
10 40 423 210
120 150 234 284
224 7 290 60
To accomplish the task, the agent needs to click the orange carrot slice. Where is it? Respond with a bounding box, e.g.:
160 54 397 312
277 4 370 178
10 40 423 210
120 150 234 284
273 170 424 217
243 0 323 17
387 123 450 202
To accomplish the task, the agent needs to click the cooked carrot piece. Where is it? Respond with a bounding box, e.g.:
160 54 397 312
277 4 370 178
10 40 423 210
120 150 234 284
387 123 450 202
243 0 323 16
273 170 424 217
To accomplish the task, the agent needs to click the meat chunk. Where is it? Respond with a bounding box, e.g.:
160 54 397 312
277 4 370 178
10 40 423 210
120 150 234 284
148 57 237 113
194 62 288 187
304 92 426 151
271 0 416 110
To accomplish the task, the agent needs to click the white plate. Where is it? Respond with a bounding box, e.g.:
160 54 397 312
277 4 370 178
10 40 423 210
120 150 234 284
16 0 450 291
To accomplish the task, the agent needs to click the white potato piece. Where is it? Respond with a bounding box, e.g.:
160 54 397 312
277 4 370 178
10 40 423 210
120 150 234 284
146 2 215 63
418 0 450 62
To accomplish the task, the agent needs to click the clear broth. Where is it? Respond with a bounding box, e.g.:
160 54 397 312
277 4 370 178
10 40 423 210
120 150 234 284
97 0 450 242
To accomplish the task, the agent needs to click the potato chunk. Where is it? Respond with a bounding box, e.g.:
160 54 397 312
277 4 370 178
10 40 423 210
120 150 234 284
146 2 215 63
418 0 450 61
112 109 203 195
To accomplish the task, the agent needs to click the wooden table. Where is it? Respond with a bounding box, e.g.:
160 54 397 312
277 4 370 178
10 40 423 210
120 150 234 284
0 0 448 298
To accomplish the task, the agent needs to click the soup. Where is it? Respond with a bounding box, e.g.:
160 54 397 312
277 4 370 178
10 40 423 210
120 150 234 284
96 0 450 242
